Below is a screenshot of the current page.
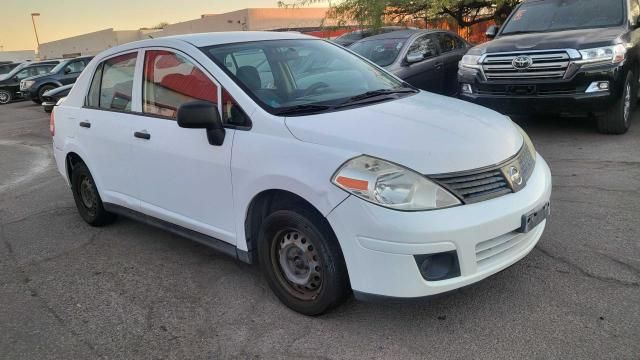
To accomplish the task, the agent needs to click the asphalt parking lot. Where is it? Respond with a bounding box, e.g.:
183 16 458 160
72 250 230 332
0 100 639 359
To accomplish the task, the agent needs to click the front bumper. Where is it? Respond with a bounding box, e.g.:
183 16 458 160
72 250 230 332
327 155 552 299
458 63 625 115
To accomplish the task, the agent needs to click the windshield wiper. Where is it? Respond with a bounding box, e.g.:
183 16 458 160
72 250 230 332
347 87 417 102
274 104 334 116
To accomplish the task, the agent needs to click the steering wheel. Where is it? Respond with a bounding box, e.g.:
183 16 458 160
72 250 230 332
302 82 330 97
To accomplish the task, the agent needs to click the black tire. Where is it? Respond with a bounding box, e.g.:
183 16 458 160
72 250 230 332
35 85 56 104
0 89 12 105
70 162 116 226
258 208 350 316
597 71 635 134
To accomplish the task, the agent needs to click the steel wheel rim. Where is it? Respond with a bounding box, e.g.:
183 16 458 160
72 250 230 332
624 82 632 125
79 176 96 210
271 229 323 301
0 92 9 104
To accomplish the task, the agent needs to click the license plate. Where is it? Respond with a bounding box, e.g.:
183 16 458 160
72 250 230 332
519 202 550 233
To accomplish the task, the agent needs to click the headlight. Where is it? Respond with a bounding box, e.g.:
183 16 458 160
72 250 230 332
459 54 482 70
577 44 626 65
22 80 36 90
512 121 537 160
331 155 461 211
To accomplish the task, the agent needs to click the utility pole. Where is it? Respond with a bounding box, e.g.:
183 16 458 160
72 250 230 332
31 13 41 50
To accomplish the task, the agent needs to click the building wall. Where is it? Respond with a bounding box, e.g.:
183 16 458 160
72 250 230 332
0 50 35 63
39 29 120 59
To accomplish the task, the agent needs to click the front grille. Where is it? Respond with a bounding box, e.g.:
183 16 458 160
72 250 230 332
430 144 536 204
482 51 570 80
476 83 583 97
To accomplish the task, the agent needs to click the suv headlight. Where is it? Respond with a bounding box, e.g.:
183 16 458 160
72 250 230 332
459 54 482 70
332 155 461 211
22 80 36 90
577 44 626 65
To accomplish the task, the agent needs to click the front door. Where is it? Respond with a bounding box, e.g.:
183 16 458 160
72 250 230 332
129 49 237 244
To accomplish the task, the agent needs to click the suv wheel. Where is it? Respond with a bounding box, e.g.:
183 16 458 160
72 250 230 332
0 90 12 105
258 208 350 315
35 85 56 104
71 162 116 226
597 71 635 134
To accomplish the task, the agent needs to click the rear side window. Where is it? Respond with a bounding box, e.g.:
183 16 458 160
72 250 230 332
88 53 137 112
143 50 218 119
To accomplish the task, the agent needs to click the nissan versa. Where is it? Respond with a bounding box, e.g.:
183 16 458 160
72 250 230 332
52 32 552 315
459 0 640 134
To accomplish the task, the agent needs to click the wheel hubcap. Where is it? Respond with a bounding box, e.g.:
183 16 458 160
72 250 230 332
274 230 322 300
0 92 8 103
79 176 96 209
624 83 631 125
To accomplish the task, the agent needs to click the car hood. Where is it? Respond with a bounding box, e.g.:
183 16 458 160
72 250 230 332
284 92 523 174
470 27 624 54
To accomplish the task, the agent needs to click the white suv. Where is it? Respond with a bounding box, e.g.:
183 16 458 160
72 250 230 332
52 32 552 315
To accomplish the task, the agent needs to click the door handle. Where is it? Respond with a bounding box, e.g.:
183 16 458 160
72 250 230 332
134 131 151 140
435 62 443 69
79 121 91 128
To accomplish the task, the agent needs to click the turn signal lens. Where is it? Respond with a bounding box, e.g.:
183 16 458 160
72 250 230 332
332 156 461 211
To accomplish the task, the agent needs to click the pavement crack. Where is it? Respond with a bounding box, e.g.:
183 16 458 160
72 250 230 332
534 246 640 288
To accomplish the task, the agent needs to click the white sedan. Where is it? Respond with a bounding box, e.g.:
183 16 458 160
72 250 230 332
51 31 551 315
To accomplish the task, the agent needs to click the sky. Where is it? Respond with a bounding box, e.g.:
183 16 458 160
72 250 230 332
1 0 324 51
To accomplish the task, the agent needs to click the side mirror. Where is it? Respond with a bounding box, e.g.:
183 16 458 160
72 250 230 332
486 25 499 39
177 101 225 146
64 67 72 74
406 52 425 64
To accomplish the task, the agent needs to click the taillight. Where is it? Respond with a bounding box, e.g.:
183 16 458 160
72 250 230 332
49 111 55 136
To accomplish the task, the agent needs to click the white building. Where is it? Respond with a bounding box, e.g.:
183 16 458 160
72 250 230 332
38 8 340 59
0 50 35 63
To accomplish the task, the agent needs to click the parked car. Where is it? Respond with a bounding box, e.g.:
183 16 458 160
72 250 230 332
459 0 640 134
333 26 417 47
0 61 60 105
20 56 93 104
51 32 551 315
0 62 20 76
350 29 470 96
42 83 72 113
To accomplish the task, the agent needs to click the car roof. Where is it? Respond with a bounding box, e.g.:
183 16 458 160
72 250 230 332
354 29 439 42
164 31 315 47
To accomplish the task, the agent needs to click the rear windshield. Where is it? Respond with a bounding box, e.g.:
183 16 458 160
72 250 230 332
501 0 625 35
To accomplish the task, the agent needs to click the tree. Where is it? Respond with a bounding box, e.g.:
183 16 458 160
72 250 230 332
280 0 521 29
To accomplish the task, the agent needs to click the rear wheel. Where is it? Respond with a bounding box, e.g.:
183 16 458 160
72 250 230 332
35 85 56 104
597 71 635 134
258 208 350 316
0 90 12 105
71 162 116 226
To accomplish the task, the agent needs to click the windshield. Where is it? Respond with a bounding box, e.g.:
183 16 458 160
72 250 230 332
501 0 624 35
0 63 27 80
49 60 70 74
201 39 407 114
350 39 405 67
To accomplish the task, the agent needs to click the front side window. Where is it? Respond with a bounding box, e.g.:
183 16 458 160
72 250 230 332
65 60 86 74
407 35 439 59
143 50 218 119
501 0 624 35
202 39 406 114
98 52 137 111
350 38 406 67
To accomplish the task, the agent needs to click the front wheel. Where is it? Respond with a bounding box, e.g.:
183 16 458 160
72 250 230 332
596 71 635 134
0 90 12 105
258 209 350 316
35 85 56 104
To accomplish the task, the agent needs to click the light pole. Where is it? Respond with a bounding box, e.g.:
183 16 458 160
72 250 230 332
31 13 41 50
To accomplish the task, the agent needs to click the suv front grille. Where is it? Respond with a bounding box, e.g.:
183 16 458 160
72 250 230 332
482 51 570 80
430 144 536 204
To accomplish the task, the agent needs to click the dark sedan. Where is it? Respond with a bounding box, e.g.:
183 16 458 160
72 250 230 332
0 61 60 105
333 26 417 47
41 83 72 113
20 56 93 104
349 30 470 96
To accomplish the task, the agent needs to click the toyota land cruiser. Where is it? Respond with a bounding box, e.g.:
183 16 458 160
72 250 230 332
458 0 640 134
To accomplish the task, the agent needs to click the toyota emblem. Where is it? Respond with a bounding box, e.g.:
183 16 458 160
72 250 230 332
512 55 533 70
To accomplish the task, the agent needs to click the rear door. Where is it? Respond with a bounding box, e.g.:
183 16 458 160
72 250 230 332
75 51 140 210
400 34 443 93
435 32 469 96
128 48 237 244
